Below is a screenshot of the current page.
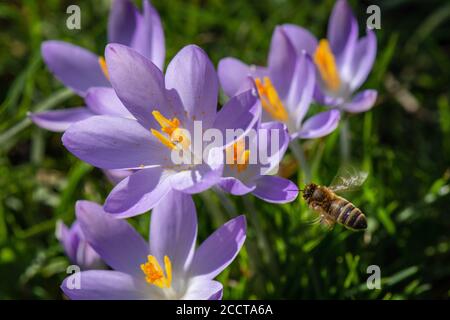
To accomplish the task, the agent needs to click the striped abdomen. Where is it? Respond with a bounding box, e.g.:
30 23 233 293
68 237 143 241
329 196 367 230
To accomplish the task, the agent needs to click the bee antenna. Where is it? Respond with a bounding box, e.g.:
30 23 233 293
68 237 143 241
286 188 303 192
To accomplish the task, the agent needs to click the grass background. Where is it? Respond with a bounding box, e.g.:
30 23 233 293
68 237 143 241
0 0 449 299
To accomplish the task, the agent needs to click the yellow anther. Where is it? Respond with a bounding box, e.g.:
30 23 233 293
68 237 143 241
151 111 190 150
151 129 176 149
152 111 180 136
313 39 341 92
164 256 172 287
255 77 289 122
237 150 250 172
140 255 172 289
98 56 110 81
227 140 250 173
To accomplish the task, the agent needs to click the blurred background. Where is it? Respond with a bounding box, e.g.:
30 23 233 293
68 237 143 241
0 0 449 299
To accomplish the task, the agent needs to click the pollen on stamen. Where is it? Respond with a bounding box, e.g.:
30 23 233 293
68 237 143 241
98 56 110 81
227 141 251 173
255 77 289 122
140 255 172 289
151 111 191 151
237 149 251 172
151 128 176 149
313 39 341 92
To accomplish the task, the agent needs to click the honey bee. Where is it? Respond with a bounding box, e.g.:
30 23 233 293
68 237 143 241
302 167 368 231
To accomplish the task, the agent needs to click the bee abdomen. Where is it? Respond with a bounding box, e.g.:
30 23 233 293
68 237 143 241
335 200 367 230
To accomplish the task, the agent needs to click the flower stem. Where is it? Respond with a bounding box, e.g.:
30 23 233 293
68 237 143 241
340 116 351 163
214 187 237 218
289 139 312 184
243 195 279 276
199 191 227 226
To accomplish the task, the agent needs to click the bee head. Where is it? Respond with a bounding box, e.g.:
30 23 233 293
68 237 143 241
302 183 317 201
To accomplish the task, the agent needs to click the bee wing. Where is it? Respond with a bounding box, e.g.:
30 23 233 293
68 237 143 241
329 165 368 193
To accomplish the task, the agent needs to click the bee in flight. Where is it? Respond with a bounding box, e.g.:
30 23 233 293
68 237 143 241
302 167 368 231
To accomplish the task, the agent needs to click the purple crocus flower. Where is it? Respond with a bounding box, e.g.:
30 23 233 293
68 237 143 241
62 44 261 218
30 87 133 132
56 220 104 270
61 195 246 300
219 121 298 203
31 86 134 183
218 27 340 140
30 0 164 132
281 0 377 113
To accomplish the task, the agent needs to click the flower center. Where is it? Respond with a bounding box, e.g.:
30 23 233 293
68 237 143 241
313 39 341 92
140 255 172 289
255 77 289 122
151 111 190 150
98 56 110 81
226 140 250 173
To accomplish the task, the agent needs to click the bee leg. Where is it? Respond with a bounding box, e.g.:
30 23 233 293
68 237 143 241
305 216 322 225
320 215 335 230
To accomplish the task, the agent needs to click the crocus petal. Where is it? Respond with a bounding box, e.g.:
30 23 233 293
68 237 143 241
62 115 168 169
252 175 298 203
29 107 94 132
75 201 148 276
130 0 165 70
103 169 133 185
313 85 345 107
296 109 340 139
170 162 223 194
85 87 133 118
108 0 138 46
212 89 261 148
217 58 247 98
219 177 256 196
327 0 358 77
349 30 377 91
75 239 104 270
61 270 147 300
342 90 377 113
55 221 78 262
41 41 110 96
268 26 298 98
257 121 290 175
281 24 318 56
104 167 172 218
218 57 268 97
183 279 223 300
208 287 223 300
283 52 315 129
150 190 197 275
165 45 219 128
105 44 170 129
190 215 246 281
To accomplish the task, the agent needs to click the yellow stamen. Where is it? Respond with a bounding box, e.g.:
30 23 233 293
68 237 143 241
151 111 190 150
152 111 180 136
164 256 172 286
255 77 289 122
151 129 176 149
237 150 250 172
98 56 110 81
226 140 250 173
313 39 341 92
140 255 172 289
